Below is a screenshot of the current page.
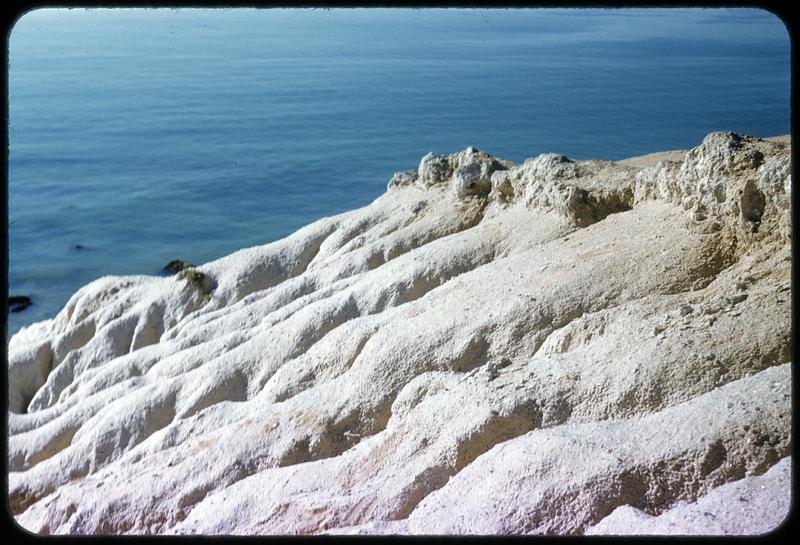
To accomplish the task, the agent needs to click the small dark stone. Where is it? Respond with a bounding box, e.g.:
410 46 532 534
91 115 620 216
740 179 765 224
9 295 32 313
497 357 512 369
162 260 195 274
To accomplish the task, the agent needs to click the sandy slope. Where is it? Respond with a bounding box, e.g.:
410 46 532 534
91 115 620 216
586 456 791 535
7 132 791 535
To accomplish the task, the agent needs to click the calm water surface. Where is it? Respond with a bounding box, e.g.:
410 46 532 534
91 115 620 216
7 8 791 335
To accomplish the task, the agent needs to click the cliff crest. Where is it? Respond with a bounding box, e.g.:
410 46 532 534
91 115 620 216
7 132 791 535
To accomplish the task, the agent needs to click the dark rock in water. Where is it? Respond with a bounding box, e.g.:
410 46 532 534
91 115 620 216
9 295 32 313
162 260 195 274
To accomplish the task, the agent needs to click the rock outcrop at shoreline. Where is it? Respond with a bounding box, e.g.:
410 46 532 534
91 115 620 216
7 132 791 535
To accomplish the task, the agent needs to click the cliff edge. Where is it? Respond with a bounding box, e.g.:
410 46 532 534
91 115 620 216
7 132 792 535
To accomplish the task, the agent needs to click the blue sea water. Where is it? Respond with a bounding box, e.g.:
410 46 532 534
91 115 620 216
7 7 791 336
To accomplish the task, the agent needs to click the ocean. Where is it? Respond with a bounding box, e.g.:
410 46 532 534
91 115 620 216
6 7 791 337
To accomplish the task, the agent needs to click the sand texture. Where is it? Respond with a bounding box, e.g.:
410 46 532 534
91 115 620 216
7 132 792 535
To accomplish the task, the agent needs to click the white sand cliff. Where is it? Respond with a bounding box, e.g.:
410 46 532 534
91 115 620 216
7 131 792 535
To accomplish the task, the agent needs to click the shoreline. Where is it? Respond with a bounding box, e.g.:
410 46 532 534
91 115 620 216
9 133 792 338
